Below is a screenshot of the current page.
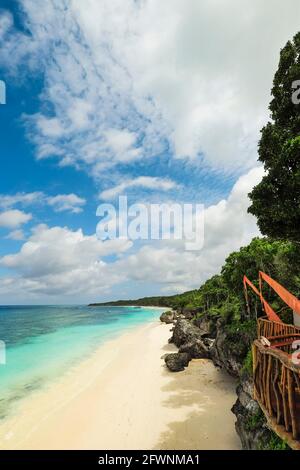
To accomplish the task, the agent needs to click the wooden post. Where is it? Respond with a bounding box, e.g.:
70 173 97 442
266 355 273 416
252 344 257 400
282 367 290 432
287 369 298 440
272 359 281 424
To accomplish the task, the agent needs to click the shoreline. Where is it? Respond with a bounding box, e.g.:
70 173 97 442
0 320 240 450
88 304 173 309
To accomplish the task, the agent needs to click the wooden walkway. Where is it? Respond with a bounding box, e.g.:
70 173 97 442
243 272 300 449
253 318 300 449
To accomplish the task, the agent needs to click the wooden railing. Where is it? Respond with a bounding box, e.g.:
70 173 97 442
253 328 300 449
257 317 300 339
245 272 300 448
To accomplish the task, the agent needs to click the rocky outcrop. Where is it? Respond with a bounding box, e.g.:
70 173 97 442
193 315 217 338
163 310 289 449
164 352 191 372
179 338 213 359
231 374 279 450
167 315 251 376
210 319 245 377
160 310 176 324
170 318 209 348
164 317 215 372
182 308 197 320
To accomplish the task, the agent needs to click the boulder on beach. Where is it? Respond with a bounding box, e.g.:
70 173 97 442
164 352 191 372
160 310 175 324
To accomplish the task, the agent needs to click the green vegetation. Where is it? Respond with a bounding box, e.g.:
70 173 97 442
248 32 300 242
91 238 300 323
241 350 253 376
259 433 290 451
92 237 300 361
245 410 290 450
245 409 265 432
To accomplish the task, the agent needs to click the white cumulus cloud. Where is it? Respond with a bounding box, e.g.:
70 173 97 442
113 166 264 292
0 224 132 297
0 167 264 299
0 210 32 228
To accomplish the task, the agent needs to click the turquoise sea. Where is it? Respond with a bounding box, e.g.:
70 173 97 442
0 305 164 419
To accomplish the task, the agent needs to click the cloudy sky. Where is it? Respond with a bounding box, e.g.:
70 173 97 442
0 0 299 304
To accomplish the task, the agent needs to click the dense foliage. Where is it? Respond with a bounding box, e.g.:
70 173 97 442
248 32 300 241
91 237 300 326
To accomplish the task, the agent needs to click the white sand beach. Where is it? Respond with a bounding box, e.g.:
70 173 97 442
0 321 240 450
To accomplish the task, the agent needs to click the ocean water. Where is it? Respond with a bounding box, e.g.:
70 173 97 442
0 305 164 419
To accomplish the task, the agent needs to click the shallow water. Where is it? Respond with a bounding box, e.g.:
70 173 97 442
0 305 164 419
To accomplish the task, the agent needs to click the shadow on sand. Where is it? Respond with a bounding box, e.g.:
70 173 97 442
153 360 240 450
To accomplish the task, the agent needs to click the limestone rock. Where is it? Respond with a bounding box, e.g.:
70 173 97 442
164 352 191 372
170 319 203 347
179 338 214 359
160 310 175 324
210 318 249 377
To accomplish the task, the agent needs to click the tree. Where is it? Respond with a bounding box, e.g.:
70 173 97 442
248 32 300 242
221 237 299 295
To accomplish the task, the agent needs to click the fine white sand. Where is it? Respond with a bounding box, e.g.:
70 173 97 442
0 321 240 450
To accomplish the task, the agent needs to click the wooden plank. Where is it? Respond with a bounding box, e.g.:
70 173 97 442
282 367 290 432
252 343 258 400
272 358 281 424
287 369 298 440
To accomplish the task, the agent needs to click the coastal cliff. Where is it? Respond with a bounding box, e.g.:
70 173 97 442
161 310 290 450
92 237 300 449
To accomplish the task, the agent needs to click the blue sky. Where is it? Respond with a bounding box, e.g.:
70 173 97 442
0 0 299 304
